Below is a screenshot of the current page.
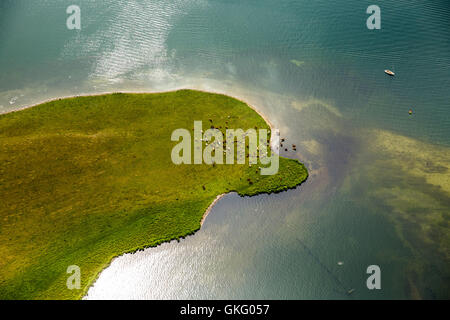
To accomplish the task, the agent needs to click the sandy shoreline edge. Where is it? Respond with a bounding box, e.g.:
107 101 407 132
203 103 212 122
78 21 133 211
1 89 276 134
200 194 226 226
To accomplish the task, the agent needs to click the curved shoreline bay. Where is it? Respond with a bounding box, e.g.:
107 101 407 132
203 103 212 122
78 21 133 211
0 89 308 299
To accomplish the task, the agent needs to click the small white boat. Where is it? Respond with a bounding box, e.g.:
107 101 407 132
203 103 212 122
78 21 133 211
384 69 395 76
338 261 344 266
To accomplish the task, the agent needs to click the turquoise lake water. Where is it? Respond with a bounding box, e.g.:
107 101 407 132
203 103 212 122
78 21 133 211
1 0 449 299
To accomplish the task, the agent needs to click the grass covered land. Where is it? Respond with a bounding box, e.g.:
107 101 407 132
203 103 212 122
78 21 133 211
0 90 308 299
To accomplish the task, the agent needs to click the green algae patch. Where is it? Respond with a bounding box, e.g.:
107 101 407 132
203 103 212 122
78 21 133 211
0 90 308 299
290 59 305 68
351 129 450 299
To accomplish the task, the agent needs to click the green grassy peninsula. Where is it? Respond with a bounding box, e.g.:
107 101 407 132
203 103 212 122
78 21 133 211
0 90 308 299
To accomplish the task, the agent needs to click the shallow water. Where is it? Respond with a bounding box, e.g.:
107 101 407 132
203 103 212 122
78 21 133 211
1 0 449 299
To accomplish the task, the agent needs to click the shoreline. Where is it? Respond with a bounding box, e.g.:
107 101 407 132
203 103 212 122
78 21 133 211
200 193 227 226
1 89 275 133
2 88 277 146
